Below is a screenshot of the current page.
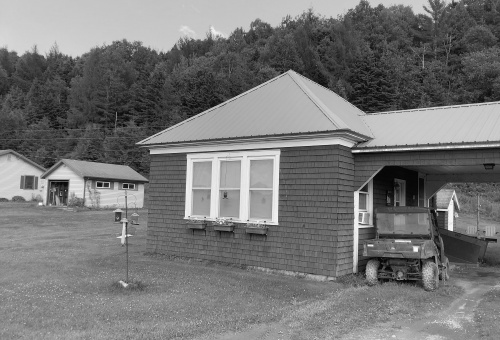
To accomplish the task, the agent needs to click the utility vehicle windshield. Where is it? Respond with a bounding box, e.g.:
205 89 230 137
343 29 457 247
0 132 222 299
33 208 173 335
377 212 430 235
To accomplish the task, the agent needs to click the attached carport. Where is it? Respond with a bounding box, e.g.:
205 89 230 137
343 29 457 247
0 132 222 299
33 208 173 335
351 102 500 272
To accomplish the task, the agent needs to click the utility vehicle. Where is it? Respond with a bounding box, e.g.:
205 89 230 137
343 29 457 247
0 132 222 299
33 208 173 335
363 206 449 291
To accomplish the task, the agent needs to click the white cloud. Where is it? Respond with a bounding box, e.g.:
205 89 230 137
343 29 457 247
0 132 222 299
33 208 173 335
179 25 196 39
209 25 226 39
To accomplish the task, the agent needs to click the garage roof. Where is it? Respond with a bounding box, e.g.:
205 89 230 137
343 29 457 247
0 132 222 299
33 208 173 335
42 159 148 182
138 70 373 146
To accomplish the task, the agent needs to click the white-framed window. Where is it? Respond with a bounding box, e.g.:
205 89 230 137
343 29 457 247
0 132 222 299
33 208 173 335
185 150 280 224
121 183 136 190
357 180 373 226
359 184 369 212
96 181 111 189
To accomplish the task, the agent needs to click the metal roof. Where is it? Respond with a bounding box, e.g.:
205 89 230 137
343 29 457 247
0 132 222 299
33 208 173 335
138 70 373 146
0 149 46 172
357 102 500 150
41 159 148 182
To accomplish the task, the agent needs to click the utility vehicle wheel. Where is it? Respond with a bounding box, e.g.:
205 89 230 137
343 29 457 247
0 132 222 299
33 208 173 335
365 259 380 286
422 261 439 291
440 257 450 281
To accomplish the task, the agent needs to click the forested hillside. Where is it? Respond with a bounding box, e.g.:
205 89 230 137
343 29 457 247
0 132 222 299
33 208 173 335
2 0 500 175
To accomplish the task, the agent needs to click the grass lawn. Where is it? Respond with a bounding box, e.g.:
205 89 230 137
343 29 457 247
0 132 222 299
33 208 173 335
0 203 462 340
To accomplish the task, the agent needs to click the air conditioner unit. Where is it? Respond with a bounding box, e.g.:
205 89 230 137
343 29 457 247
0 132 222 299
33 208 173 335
358 212 370 225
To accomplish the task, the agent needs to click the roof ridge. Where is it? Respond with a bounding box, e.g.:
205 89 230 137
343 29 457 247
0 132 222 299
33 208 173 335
290 70 368 117
287 70 348 130
137 72 291 145
368 101 500 116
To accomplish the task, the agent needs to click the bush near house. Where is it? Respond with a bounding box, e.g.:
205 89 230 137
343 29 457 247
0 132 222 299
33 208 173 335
11 196 26 202
68 193 85 207
0 198 8 202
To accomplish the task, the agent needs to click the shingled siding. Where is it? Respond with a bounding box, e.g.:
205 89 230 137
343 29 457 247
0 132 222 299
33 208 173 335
146 145 355 278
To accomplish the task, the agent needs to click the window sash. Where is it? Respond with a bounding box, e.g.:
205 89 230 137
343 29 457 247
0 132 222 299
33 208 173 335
359 192 368 211
24 176 35 189
186 151 280 224
122 183 136 190
96 181 110 189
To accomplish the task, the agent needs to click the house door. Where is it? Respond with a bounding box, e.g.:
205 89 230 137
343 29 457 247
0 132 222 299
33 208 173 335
48 181 69 206
394 179 406 206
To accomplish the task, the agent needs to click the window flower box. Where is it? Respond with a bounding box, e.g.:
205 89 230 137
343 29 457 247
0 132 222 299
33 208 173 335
213 224 235 232
245 227 268 235
186 219 207 230
211 218 235 232
245 221 268 235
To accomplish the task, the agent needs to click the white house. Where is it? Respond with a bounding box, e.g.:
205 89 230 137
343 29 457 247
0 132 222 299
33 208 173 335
0 150 46 201
41 159 149 208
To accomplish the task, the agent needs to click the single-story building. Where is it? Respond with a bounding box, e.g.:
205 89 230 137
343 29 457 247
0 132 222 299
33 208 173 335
0 149 46 201
431 189 460 232
138 70 500 279
41 159 149 208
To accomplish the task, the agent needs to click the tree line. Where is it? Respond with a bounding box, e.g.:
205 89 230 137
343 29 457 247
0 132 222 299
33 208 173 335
1 0 500 175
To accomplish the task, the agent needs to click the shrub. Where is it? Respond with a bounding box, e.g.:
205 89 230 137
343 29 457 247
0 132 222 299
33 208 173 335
31 194 43 202
12 196 26 202
68 192 85 207
0 197 8 202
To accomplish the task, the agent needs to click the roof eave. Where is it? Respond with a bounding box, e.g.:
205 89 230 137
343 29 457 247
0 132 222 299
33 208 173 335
352 141 500 153
138 130 371 150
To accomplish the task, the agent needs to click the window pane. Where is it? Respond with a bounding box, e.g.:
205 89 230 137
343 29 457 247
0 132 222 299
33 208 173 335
359 193 368 210
250 159 273 188
219 190 240 218
193 162 212 187
220 161 241 188
192 189 211 216
250 190 272 220
25 176 34 189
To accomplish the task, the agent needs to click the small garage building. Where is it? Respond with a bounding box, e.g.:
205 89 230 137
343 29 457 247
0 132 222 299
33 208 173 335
41 159 148 208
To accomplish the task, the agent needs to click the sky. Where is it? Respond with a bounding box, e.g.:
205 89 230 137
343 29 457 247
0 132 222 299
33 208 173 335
0 0 430 57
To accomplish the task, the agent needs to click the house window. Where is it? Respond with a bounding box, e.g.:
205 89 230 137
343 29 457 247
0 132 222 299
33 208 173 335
20 175 38 190
96 181 111 189
192 161 212 216
121 183 136 190
186 150 280 224
357 180 373 225
359 185 369 212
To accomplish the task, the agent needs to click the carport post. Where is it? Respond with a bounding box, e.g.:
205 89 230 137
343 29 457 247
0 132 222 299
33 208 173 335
125 191 128 282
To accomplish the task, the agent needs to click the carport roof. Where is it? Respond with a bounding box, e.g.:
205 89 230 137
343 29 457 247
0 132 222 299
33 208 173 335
356 102 500 152
41 159 148 182
138 70 373 147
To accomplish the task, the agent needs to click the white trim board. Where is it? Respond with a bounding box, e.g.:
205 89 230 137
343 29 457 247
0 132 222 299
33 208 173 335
149 136 357 155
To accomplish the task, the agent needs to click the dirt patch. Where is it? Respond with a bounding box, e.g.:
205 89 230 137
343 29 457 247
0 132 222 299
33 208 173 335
340 266 500 340
209 266 500 340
